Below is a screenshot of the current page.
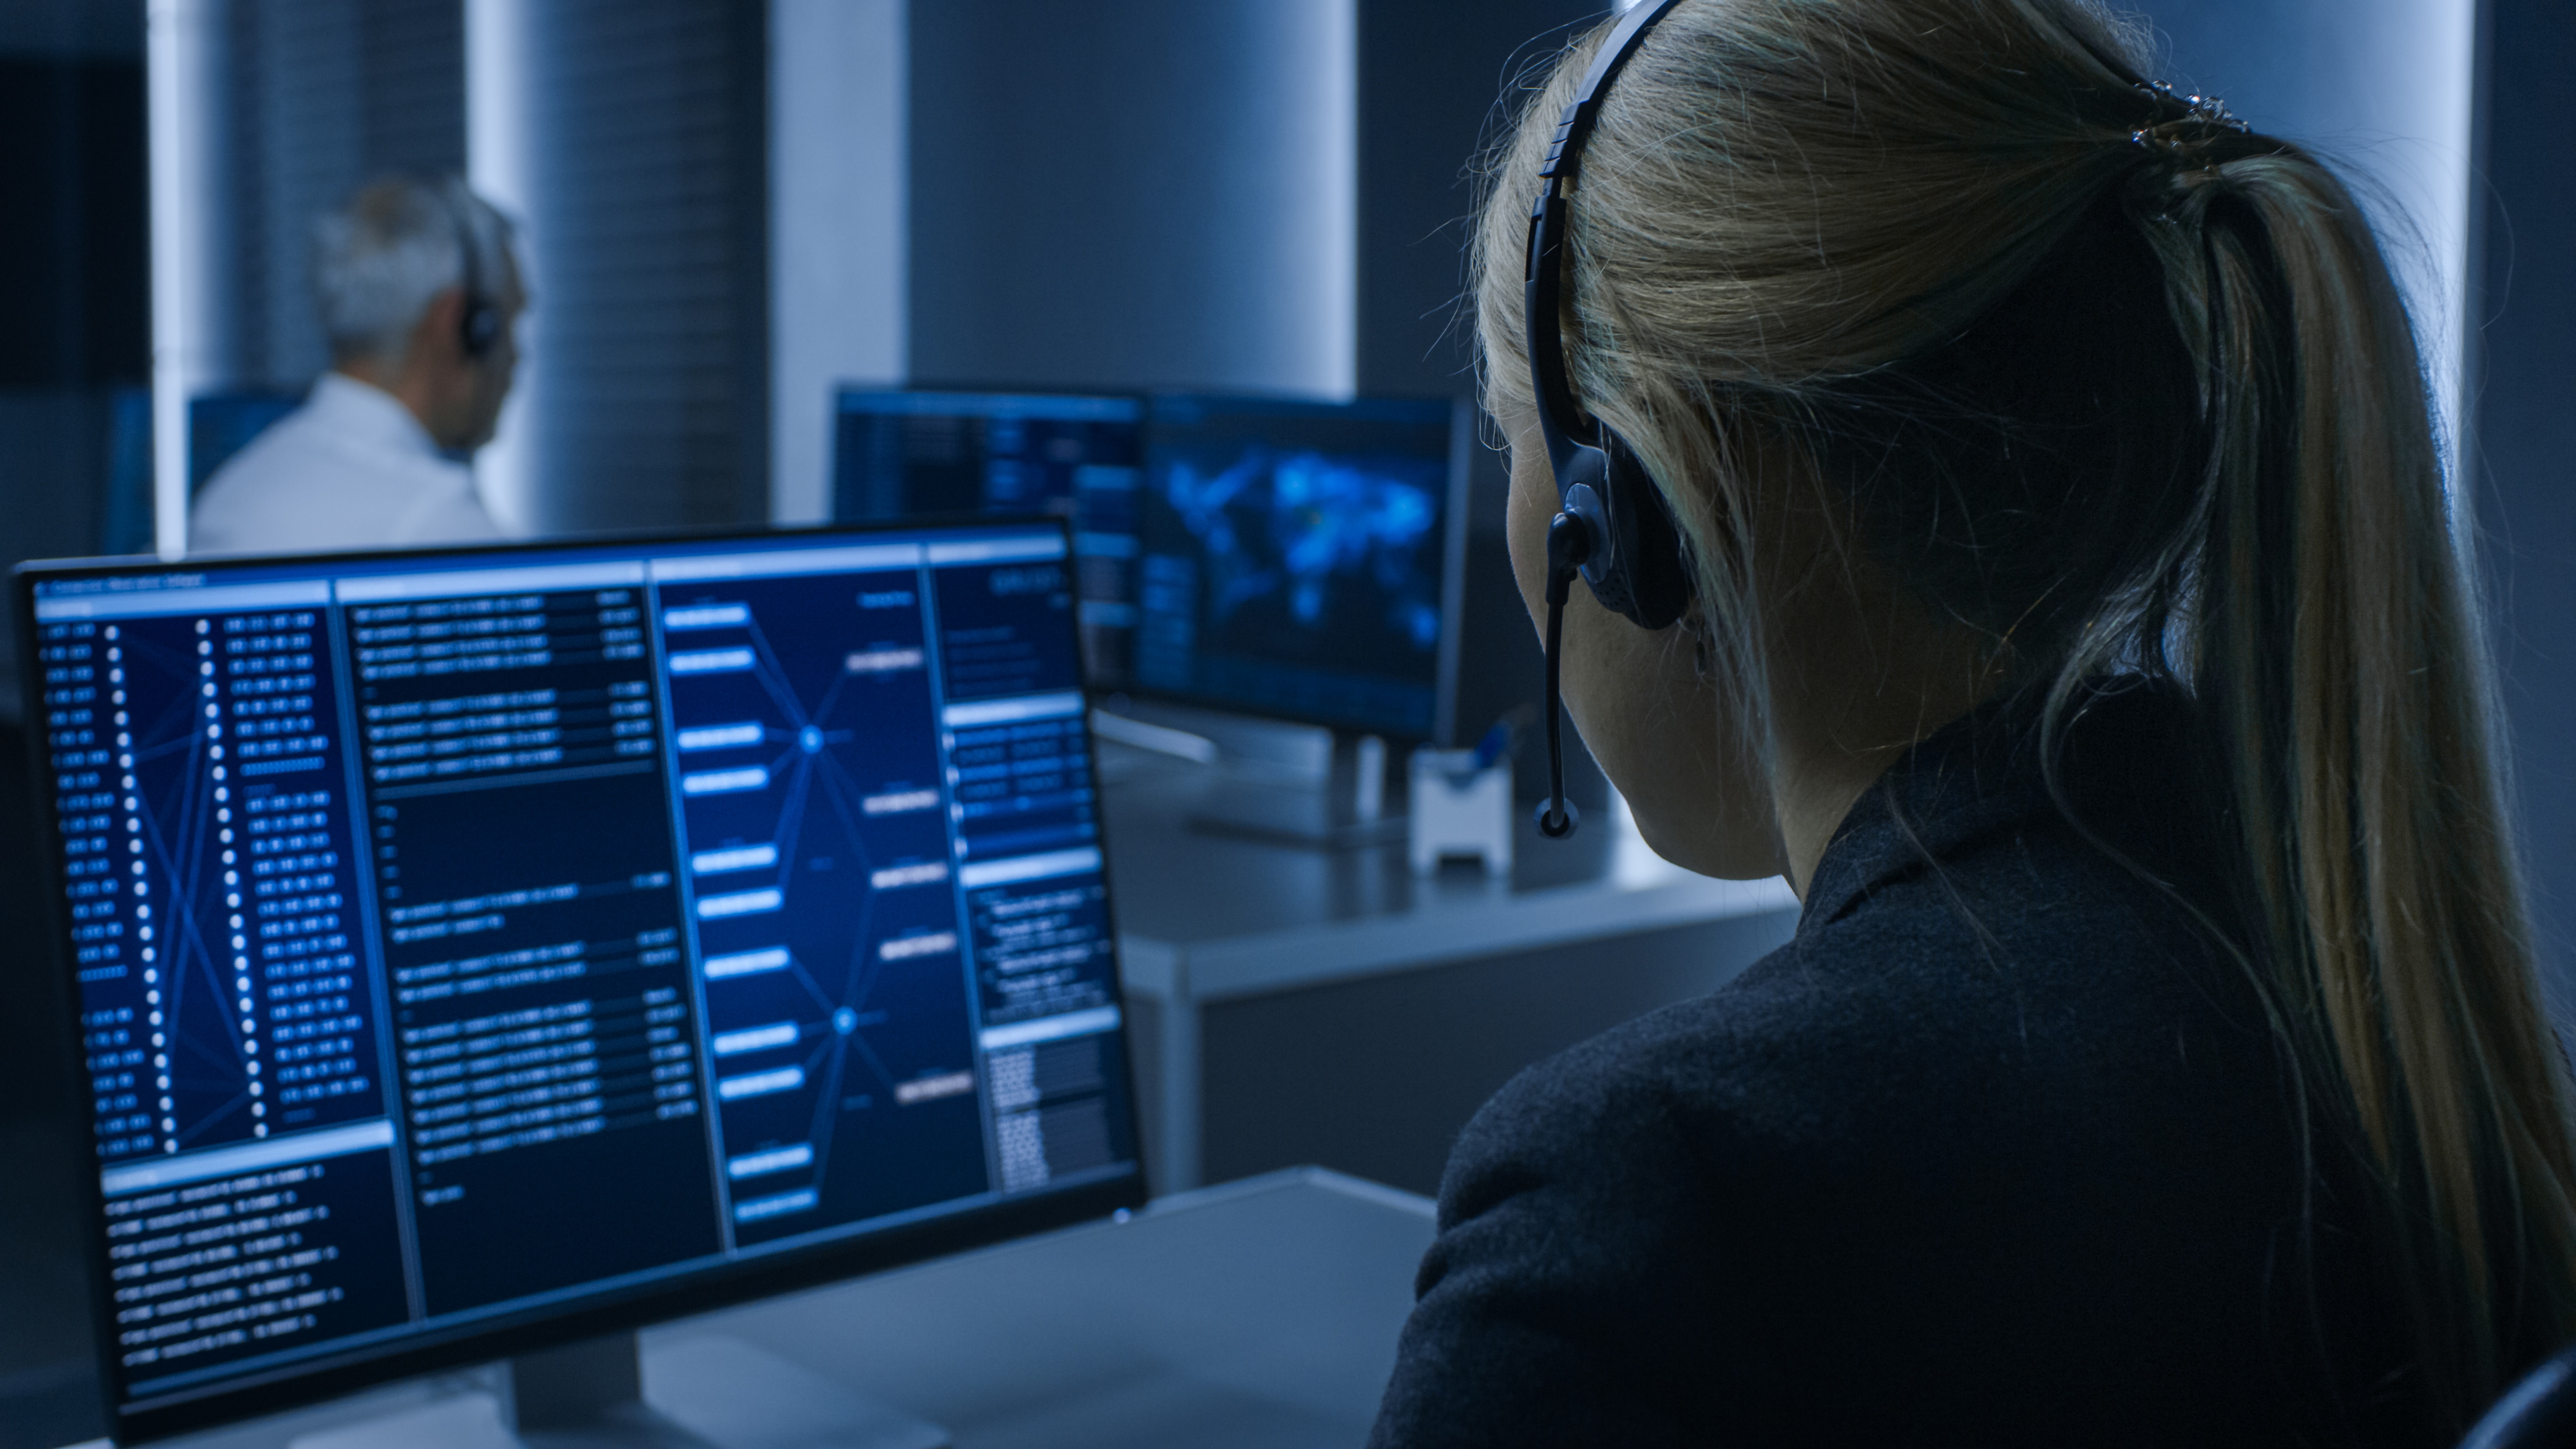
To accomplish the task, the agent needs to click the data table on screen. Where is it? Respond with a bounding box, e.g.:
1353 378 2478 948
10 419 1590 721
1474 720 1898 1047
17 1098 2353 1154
833 390 1148 688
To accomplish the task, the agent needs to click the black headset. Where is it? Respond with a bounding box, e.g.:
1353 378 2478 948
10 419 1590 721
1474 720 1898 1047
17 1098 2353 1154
438 179 503 361
1525 0 1695 839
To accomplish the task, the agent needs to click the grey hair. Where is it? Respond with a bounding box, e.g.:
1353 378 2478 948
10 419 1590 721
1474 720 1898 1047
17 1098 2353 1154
311 176 517 365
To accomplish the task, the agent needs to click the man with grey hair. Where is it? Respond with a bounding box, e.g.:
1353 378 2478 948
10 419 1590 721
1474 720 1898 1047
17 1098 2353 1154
190 176 526 555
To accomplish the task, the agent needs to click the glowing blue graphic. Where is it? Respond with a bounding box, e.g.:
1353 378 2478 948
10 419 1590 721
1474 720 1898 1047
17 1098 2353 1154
1158 447 1442 650
657 569 987 1242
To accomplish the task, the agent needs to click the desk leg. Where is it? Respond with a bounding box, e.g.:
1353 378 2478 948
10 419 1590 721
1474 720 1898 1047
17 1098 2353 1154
1159 985 1201 1194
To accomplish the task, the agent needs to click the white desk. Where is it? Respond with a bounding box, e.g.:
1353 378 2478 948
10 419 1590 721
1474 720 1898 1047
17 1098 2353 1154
54 1169 1434 1449
1098 742 1798 1192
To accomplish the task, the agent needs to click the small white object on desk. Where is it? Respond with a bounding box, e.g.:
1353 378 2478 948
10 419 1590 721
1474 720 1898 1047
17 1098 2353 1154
1407 748 1514 875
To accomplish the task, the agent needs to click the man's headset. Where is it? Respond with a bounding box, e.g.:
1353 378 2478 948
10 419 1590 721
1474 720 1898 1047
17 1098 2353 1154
1524 0 1695 839
438 180 503 361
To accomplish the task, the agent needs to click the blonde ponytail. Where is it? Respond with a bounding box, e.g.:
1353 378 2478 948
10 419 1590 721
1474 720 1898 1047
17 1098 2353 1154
1476 0 2576 1425
2167 138 2576 1414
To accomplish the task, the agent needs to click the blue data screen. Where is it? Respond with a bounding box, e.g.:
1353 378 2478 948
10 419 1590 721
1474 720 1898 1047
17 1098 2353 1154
25 525 1137 1412
832 390 1145 689
1131 394 1463 739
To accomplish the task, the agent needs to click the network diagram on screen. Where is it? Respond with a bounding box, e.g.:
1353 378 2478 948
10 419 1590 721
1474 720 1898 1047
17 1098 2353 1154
24 523 1137 1417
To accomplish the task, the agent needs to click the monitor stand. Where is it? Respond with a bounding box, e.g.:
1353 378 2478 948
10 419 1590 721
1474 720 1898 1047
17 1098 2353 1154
288 1331 948 1449
1185 732 1406 851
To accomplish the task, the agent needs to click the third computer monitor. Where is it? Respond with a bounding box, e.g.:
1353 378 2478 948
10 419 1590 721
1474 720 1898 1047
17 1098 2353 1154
833 389 1147 689
1128 394 1467 742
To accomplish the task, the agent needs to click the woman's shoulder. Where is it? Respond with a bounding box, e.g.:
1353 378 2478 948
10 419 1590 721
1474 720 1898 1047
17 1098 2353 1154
1372 989 1789 1447
1445 840 2224 1202
1376 936 2084 1448
1432 923 1995 1238
1440 962 1838 1208
1417 935 1990 1336
1375 862 2307 1447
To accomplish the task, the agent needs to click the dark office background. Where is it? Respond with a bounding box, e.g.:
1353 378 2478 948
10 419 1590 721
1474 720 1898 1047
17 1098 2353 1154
2 1 2572 1443
0 4 147 717
0 9 145 1440
2471 0 2576 1039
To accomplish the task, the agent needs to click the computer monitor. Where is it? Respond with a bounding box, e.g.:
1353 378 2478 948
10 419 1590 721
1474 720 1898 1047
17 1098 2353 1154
832 389 1145 687
1123 394 1469 742
15 519 1142 1441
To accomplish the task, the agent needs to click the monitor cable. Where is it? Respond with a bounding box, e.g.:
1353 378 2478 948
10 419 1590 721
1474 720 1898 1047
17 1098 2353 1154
1537 508 1590 839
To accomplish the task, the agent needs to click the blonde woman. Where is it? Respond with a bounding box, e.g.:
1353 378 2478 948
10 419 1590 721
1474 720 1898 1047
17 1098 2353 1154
1369 1 2576 1443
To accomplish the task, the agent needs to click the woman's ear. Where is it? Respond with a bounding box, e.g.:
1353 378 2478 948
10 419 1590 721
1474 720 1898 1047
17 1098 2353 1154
1683 602 1718 680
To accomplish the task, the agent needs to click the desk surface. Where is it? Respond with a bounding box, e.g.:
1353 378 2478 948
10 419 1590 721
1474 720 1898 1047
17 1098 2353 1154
57 1169 1436 1449
1100 743 1797 1000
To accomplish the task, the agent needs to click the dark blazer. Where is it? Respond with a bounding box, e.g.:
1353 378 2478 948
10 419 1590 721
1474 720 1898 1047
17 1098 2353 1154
1367 691 2413 1447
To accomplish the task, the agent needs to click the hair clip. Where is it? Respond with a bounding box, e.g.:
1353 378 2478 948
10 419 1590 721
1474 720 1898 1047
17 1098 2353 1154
2130 80 2251 156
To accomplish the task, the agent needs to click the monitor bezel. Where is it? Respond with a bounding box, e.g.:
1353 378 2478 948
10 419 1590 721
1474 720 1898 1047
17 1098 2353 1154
13 514 1150 1445
1126 391 1475 747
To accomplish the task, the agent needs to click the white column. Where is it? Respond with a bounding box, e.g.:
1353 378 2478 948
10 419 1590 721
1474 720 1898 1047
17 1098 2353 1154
2159 0 2479 485
145 0 232 560
2379 0 2479 490
1279 0 1358 400
463 0 538 537
768 0 909 526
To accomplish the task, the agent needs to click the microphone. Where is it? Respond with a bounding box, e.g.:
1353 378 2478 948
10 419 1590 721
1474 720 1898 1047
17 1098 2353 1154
1536 510 1593 839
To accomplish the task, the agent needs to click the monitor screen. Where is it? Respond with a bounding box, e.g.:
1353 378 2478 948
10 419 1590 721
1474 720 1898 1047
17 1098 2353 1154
1124 394 1468 741
832 390 1144 688
17 520 1141 1439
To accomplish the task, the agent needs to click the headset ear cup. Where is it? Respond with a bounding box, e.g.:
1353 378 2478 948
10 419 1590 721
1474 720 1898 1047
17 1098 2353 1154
1597 427 1694 630
460 301 498 359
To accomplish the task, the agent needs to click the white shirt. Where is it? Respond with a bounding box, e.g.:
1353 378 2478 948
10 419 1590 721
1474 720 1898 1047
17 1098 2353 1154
188 373 506 557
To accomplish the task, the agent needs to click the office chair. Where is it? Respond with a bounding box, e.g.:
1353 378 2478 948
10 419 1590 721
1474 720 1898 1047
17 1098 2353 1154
2461 1346 2576 1449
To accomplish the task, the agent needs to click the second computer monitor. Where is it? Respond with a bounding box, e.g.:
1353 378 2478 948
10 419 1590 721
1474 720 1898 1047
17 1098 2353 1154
1129 394 1467 742
833 389 1146 686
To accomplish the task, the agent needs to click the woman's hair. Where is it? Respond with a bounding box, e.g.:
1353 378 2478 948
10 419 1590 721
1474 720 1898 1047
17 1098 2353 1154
1476 0 2576 1427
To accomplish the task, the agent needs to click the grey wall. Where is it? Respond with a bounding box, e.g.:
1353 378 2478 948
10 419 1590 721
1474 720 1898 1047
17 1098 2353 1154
767 0 906 525
1194 910 1797 1196
1358 0 1608 804
0 3 146 721
0 14 140 1445
217 0 464 392
1353 0 1594 401
906 0 1352 397
469 0 770 537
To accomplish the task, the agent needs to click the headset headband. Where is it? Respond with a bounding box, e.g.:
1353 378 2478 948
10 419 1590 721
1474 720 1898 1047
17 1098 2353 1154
1524 0 1687 487
438 179 501 361
1521 0 1692 841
